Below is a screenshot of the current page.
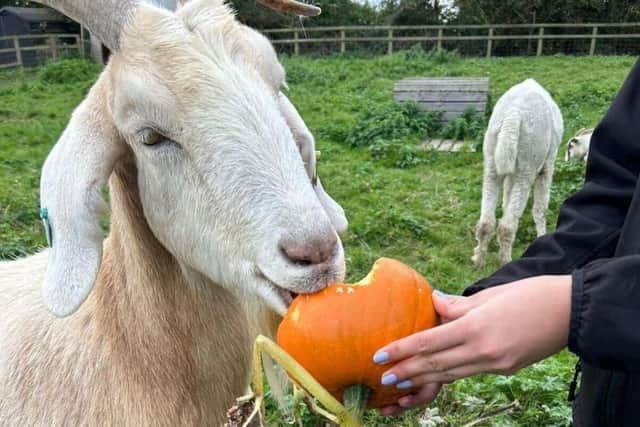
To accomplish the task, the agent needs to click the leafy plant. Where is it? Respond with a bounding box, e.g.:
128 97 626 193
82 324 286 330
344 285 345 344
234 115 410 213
39 59 101 84
369 138 434 168
439 106 487 143
550 159 587 209
401 44 461 65
346 101 441 147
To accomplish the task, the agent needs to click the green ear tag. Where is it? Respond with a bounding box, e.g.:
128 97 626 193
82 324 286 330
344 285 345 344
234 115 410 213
40 207 52 248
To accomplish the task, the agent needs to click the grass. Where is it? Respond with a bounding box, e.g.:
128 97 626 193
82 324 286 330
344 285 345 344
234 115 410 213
0 52 635 426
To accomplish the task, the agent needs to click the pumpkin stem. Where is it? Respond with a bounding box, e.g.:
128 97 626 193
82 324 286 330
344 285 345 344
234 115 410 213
343 384 372 421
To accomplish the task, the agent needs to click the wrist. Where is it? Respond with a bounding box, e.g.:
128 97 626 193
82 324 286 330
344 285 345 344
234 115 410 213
543 274 572 348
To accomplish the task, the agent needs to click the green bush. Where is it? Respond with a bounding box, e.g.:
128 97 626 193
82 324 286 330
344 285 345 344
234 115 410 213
39 59 101 84
401 44 461 64
346 101 441 147
439 106 487 146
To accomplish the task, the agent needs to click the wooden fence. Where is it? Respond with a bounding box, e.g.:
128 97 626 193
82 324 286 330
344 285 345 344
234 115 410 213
262 23 640 56
1 23 638 69
0 33 82 69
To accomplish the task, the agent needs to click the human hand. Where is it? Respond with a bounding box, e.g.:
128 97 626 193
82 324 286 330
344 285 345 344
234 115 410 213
374 275 572 415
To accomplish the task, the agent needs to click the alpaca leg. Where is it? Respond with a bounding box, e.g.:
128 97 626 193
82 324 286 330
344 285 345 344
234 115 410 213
502 175 513 213
533 162 554 237
498 175 533 265
472 164 501 268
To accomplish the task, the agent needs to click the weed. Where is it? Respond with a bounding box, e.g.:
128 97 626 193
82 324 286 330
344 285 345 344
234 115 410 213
39 58 102 84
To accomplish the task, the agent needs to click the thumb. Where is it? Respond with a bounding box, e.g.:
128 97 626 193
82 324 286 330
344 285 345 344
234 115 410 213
432 290 475 321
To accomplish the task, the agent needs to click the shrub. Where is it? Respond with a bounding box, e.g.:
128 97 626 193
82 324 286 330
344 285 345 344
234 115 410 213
346 101 441 147
401 44 461 64
439 106 486 146
40 59 101 84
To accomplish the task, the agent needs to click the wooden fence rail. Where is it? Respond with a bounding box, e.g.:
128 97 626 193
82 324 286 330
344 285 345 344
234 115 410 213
262 23 640 56
0 34 81 69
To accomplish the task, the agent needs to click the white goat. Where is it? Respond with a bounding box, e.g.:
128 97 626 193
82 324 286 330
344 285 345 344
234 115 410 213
0 0 348 425
565 128 593 162
472 79 563 267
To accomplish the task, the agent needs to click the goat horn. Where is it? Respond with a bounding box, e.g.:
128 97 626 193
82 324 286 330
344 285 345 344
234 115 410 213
30 0 141 51
173 0 319 16
256 0 321 16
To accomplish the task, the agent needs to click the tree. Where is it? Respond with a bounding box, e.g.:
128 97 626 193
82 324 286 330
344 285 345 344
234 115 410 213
380 0 443 25
452 0 640 24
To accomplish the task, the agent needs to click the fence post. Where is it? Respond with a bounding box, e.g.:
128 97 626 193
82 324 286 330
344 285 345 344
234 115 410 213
340 29 346 54
589 26 598 55
79 26 85 58
49 35 59 60
13 36 22 67
387 29 393 55
536 26 544 56
437 28 443 51
486 27 493 58
293 30 299 55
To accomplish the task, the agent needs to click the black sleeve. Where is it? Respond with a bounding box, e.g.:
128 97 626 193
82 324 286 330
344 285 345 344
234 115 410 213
570 256 640 371
464 58 640 296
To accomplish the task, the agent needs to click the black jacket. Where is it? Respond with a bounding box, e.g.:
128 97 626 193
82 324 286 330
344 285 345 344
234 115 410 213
465 58 640 426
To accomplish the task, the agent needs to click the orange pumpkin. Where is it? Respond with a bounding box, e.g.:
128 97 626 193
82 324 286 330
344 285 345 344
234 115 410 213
277 257 437 409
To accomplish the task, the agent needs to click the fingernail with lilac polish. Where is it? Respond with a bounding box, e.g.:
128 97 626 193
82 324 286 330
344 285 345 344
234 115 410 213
434 290 449 299
396 380 413 389
373 351 389 364
381 374 397 386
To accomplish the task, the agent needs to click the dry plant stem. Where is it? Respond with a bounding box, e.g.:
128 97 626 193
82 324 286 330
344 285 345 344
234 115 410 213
461 401 520 427
252 335 364 427
292 385 339 426
240 392 263 427
292 386 306 426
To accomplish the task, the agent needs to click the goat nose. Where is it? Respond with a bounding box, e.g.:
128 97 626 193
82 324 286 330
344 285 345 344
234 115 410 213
280 233 338 266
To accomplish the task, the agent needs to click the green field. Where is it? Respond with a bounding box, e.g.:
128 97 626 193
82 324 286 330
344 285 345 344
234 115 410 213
0 53 635 426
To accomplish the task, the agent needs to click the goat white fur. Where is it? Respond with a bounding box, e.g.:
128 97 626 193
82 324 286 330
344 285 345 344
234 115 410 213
0 0 347 425
565 128 593 162
472 79 563 267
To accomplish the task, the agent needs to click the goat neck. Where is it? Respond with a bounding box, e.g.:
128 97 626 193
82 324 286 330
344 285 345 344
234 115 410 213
91 156 254 423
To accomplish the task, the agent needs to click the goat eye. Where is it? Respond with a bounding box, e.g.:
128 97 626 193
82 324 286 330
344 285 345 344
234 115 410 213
142 130 163 146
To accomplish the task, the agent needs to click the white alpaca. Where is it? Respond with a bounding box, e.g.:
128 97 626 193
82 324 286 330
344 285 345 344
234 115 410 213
472 79 564 267
565 128 593 162
0 0 345 425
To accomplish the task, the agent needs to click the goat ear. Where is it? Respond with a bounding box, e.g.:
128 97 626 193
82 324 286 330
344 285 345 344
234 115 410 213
313 177 348 233
276 93 348 233
565 139 576 161
40 94 123 317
